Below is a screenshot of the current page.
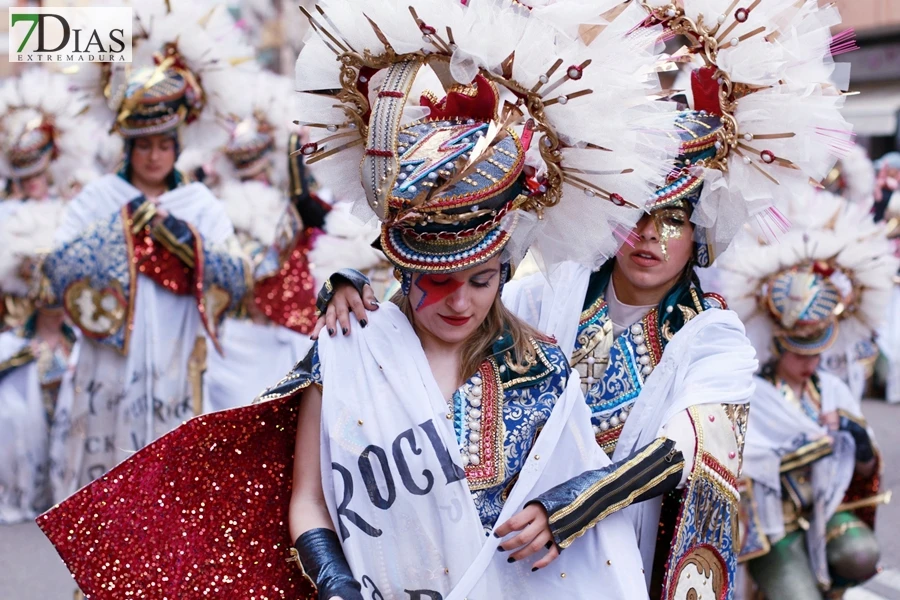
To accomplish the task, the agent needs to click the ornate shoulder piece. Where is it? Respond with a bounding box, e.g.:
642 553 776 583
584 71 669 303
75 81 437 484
255 346 319 403
494 334 566 391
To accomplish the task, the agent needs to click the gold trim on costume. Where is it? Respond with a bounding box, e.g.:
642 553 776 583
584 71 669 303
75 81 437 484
188 336 208 416
779 437 833 473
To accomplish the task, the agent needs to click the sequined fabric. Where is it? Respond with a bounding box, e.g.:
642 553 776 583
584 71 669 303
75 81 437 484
38 394 315 600
254 230 318 335
133 229 193 295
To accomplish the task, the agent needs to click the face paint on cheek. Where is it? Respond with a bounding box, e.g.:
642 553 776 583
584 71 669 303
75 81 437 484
651 209 687 262
414 274 464 311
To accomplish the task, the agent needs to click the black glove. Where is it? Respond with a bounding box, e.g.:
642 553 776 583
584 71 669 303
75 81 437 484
293 528 363 600
839 415 875 463
530 437 684 549
316 269 371 316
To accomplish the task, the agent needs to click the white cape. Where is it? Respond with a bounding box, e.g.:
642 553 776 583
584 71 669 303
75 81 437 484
50 174 236 501
316 305 649 600
0 330 78 523
206 317 313 412
503 261 757 573
742 371 858 587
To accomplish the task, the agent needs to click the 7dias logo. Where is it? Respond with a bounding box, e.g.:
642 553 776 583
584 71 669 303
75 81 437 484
9 7 132 63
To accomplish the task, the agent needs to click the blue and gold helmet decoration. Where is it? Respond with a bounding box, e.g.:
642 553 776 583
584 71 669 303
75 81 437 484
765 263 841 355
648 110 723 267
369 74 528 275
114 45 204 139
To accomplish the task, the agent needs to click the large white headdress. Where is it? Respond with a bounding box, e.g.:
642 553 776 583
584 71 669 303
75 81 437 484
717 189 898 366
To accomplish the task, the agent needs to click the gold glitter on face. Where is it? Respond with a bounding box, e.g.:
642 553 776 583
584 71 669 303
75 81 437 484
651 207 689 261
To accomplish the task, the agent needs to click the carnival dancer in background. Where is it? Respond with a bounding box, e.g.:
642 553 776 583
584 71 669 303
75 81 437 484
0 185 73 524
0 67 107 522
37 0 684 597
41 2 252 502
316 1 853 597
0 68 110 330
717 194 897 597
203 71 318 412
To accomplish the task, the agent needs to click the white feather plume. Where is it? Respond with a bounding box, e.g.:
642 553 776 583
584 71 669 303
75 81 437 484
646 0 854 257
218 179 288 248
0 200 67 297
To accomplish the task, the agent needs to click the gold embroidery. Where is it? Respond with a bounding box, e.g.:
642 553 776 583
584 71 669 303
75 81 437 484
63 279 128 339
188 336 207 416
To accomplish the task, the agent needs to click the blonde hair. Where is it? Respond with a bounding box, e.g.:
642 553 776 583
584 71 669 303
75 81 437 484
392 289 544 383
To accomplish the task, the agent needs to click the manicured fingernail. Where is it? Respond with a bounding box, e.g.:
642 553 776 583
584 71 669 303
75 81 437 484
531 567 539 573
507 557 516 564
496 546 504 552
492 532 500 538
342 327 348 335
545 541 552 549
310 335 317 341
328 328 335 337
360 319 368 328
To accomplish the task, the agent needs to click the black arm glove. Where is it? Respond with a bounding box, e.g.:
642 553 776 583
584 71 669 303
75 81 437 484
293 528 363 600
839 415 875 463
530 437 684 549
315 269 371 316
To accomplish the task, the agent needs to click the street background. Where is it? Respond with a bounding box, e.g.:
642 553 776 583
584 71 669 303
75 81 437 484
2 399 899 599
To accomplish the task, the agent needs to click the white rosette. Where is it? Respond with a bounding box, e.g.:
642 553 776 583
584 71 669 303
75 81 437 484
292 0 679 271
717 189 898 365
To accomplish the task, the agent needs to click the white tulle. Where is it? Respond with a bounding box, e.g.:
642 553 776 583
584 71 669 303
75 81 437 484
0 200 67 297
218 180 288 248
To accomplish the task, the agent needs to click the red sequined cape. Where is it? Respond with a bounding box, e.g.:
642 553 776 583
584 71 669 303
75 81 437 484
38 392 315 600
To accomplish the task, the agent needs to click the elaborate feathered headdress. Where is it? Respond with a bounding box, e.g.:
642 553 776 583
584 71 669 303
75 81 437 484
106 1 258 150
293 0 679 275
642 0 855 265
0 69 105 192
219 71 295 187
717 189 898 365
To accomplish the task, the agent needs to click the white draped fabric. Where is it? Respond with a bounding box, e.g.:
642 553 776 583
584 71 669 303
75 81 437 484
503 262 758 575
0 331 78 523
741 372 859 587
316 305 649 600
50 174 236 501
206 318 313 412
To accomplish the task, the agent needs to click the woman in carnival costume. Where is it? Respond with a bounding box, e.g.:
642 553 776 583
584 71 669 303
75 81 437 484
41 1 252 501
717 189 897 599
317 0 853 597
37 0 681 598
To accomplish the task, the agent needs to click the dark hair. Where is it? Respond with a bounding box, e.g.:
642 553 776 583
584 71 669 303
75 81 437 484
120 135 183 190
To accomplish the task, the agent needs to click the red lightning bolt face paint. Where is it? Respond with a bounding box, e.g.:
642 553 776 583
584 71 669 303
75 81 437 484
414 274 465 311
